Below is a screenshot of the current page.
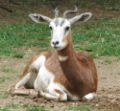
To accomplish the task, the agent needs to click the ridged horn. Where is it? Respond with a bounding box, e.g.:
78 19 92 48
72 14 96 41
54 7 59 17
63 6 78 18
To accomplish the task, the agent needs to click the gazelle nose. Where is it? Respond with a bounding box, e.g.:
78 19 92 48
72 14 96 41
52 41 59 46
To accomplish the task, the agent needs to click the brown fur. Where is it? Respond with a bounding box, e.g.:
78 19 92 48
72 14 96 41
20 32 97 98
57 32 98 97
21 51 52 88
22 55 39 78
42 33 97 98
22 51 52 78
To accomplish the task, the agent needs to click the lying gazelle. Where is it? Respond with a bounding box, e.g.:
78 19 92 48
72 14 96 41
13 7 98 101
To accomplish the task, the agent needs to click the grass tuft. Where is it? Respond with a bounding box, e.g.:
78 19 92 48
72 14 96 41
0 107 11 111
26 106 48 111
0 103 48 111
67 104 94 111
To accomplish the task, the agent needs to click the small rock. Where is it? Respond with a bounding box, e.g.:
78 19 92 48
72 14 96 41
95 104 99 107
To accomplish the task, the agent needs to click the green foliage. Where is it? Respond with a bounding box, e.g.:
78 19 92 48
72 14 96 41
0 103 48 111
0 18 120 58
15 0 120 10
74 0 120 10
1 66 16 73
0 107 11 111
0 103 23 111
67 104 94 111
94 0 120 10
0 76 11 83
73 18 120 57
26 106 48 111
0 22 50 57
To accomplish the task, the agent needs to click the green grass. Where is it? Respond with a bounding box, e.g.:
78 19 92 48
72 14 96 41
0 22 50 57
73 18 120 57
0 66 16 83
0 107 11 111
0 76 11 83
0 92 8 99
1 66 16 73
0 103 48 111
0 18 120 58
17 0 120 11
76 0 120 10
26 106 49 111
67 104 94 111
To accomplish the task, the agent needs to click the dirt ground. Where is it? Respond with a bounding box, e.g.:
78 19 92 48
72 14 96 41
0 55 120 111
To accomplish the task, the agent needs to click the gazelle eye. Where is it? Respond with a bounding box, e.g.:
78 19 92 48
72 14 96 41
49 26 52 30
65 26 70 31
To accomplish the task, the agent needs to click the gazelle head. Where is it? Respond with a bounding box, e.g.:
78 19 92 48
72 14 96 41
29 7 92 51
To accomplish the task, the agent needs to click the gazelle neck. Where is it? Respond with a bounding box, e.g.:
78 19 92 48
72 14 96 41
57 32 76 60
57 32 86 95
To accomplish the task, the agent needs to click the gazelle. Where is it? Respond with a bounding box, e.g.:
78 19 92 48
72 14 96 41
13 7 98 101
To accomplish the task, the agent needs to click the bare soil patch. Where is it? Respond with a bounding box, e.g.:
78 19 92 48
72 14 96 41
0 56 120 111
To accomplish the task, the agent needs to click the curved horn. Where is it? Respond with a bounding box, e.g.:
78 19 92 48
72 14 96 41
63 6 78 18
54 7 59 18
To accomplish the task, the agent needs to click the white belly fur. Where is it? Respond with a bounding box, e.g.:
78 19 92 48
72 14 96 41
34 62 54 92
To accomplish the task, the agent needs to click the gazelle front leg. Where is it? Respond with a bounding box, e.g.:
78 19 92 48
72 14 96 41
11 54 46 97
15 72 31 89
13 72 38 97
13 88 38 97
40 83 67 101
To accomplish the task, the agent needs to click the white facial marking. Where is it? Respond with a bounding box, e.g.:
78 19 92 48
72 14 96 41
49 18 70 50
58 55 68 61
29 12 92 51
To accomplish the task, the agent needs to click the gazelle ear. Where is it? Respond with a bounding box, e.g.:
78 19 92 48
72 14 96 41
69 12 92 24
29 13 52 23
